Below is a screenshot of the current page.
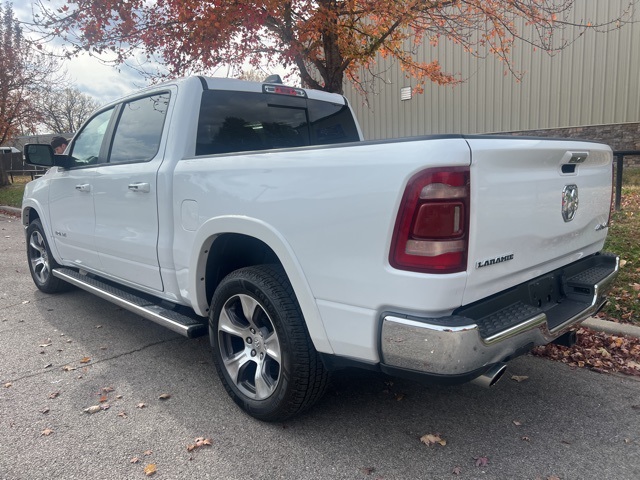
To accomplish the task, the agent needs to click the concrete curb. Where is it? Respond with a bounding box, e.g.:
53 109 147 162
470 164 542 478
2 202 639 340
0 205 20 216
582 317 640 339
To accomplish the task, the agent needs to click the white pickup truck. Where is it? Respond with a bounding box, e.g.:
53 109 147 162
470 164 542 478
22 76 618 421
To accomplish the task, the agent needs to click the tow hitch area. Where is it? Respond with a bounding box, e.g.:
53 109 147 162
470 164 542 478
551 330 577 348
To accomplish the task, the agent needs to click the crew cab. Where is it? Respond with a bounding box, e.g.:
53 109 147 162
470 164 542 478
22 76 618 420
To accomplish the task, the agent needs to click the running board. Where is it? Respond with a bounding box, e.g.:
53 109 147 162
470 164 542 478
53 268 208 338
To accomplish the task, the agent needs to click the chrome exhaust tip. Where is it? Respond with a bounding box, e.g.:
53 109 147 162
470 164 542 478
471 363 507 388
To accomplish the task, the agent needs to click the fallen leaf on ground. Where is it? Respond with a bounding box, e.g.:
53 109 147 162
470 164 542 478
41 428 54 436
41 407 50 414
101 386 115 393
80 357 91 364
39 343 52 348
420 433 447 447
158 393 171 400
4 382 12 388
511 375 529 382
99 395 108 403
116 394 123 400
522 436 530 442
44 363 52 369
84 405 101 414
62 365 76 372
143 450 153 456
452 466 462 475
360 466 375 475
143 464 157 476
513 420 522 426
474 456 489 467
187 437 213 451
100 403 110 411
533 327 640 378
49 391 60 399
136 402 147 409
130 457 140 464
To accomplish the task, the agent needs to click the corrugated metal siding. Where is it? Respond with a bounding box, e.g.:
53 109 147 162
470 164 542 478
344 0 640 140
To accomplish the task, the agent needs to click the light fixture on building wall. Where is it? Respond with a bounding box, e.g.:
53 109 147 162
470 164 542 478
400 87 412 101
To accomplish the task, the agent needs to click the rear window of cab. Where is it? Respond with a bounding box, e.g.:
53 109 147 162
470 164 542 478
195 90 359 156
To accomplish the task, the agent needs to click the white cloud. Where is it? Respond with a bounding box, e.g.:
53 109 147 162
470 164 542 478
14 1 149 105
64 54 149 105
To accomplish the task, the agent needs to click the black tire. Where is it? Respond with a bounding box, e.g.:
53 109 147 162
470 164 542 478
209 265 328 421
26 219 71 293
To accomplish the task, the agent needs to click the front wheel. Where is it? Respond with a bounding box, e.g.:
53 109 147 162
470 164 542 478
26 219 70 293
209 265 328 421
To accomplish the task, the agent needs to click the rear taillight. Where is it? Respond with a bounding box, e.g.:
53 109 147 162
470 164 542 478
389 167 470 273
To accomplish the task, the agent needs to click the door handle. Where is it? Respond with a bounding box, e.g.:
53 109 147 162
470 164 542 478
75 184 91 192
128 182 150 193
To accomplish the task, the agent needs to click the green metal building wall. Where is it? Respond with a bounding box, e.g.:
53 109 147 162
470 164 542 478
343 0 640 140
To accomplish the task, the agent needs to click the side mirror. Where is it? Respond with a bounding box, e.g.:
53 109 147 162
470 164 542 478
24 144 74 169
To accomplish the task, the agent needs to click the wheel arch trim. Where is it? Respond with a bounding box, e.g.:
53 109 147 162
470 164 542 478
189 215 334 354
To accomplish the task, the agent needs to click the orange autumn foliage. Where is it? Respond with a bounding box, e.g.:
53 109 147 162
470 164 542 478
31 1 636 94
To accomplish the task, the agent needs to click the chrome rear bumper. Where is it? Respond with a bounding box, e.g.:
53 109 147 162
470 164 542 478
380 253 619 378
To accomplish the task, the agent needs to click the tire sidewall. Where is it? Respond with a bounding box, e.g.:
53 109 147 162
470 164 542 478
27 218 63 293
209 268 300 420
27 219 52 290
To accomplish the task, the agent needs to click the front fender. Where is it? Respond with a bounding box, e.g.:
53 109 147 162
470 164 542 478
188 215 334 355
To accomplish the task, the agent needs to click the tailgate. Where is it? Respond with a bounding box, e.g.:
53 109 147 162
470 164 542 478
462 137 613 306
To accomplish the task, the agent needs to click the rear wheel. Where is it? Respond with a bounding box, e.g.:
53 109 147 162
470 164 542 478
209 265 328 421
26 219 70 293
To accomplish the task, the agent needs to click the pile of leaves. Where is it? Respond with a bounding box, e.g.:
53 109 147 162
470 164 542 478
533 327 640 377
601 175 640 326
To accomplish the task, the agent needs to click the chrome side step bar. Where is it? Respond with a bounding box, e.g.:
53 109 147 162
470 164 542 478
53 268 208 338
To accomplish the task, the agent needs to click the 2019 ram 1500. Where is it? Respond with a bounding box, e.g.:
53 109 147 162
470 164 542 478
22 76 618 420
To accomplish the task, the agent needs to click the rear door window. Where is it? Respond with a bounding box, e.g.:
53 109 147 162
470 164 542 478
109 93 170 163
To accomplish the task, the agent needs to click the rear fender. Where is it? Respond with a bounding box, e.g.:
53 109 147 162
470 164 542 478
189 215 334 354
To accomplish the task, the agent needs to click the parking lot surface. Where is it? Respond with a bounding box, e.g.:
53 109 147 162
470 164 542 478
1 214 639 479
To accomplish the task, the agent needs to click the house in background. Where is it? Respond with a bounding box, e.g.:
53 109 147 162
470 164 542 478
0 147 20 154
343 0 640 154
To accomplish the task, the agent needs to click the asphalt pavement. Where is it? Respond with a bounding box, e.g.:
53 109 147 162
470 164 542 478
2 212 640 480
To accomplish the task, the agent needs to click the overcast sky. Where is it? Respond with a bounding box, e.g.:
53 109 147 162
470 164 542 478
15 2 150 105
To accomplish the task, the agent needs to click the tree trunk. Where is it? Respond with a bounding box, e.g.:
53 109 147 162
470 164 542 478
0 153 11 187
